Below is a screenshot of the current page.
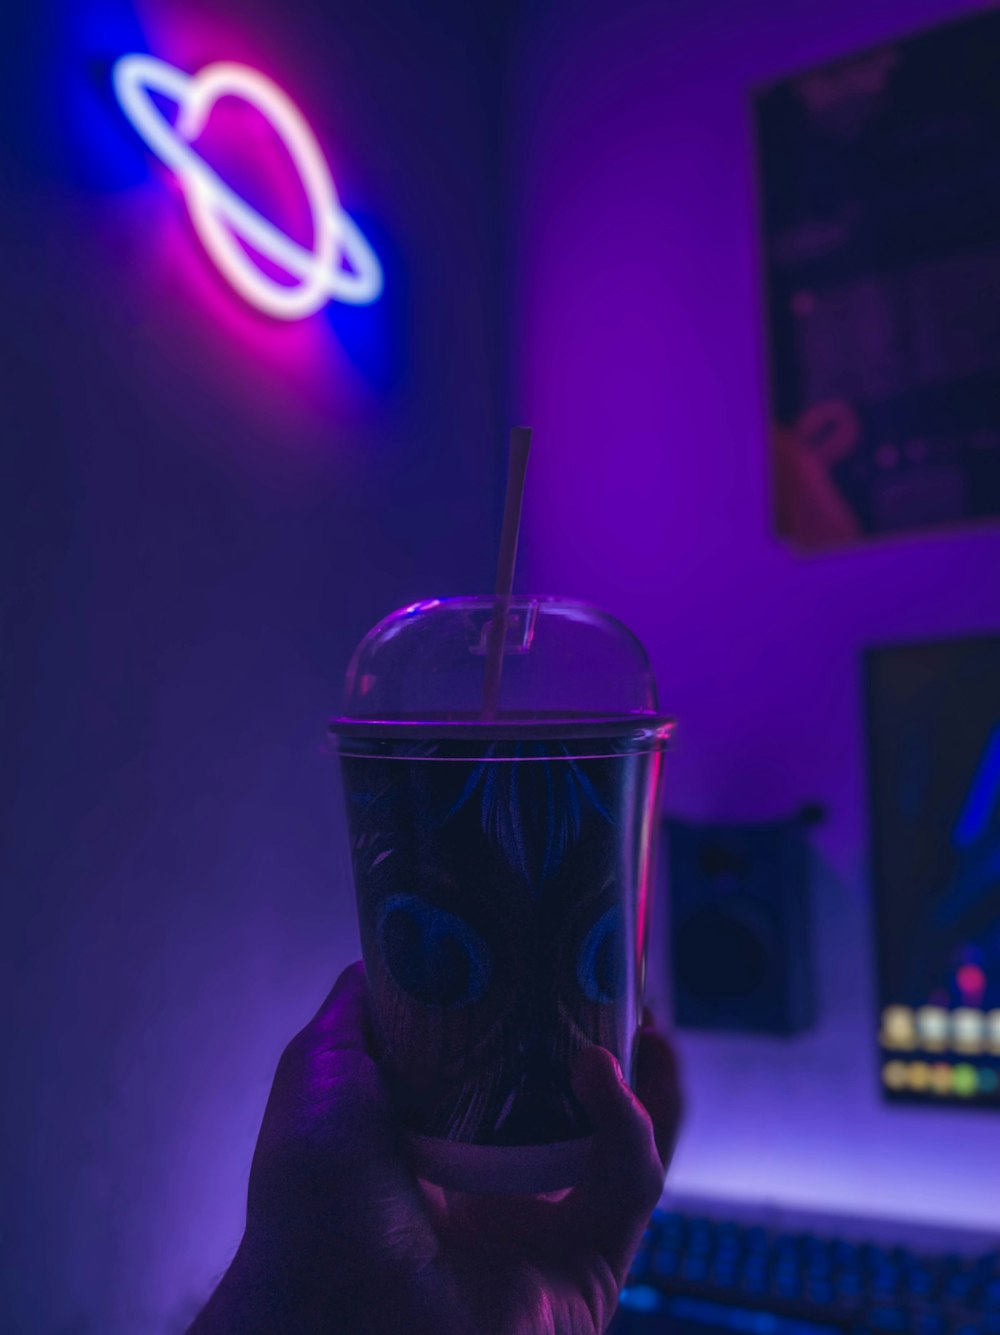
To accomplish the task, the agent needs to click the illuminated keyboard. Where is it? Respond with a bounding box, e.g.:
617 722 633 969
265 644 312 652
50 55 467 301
612 1200 999 1335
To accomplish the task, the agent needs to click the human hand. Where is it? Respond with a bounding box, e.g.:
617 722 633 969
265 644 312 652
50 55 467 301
189 961 682 1335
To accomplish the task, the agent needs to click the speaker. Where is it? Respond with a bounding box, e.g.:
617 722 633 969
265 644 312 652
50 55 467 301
665 811 819 1035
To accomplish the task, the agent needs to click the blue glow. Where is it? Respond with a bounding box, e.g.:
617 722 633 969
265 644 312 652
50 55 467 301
665 1296 835 1335
326 213 402 388
953 724 1000 848
619 1284 667 1312
45 0 151 188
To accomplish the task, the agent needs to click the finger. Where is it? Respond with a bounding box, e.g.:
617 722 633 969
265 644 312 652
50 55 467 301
635 1026 683 1171
567 1045 665 1283
308 958 370 1045
266 961 386 1140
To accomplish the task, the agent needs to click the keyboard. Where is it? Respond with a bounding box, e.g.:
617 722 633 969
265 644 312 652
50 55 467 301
610 1198 999 1335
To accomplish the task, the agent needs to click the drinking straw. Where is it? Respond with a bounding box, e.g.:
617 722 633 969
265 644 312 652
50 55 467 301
481 426 533 719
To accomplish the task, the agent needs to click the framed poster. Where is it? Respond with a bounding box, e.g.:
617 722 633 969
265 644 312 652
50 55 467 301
756 9 1000 550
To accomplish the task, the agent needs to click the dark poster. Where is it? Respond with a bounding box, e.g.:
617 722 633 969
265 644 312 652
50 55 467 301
756 10 1000 550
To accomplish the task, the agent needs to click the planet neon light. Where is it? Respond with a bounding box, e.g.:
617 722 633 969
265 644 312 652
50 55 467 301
112 54 383 319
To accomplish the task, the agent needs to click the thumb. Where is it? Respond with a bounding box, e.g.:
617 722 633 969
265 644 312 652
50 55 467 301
266 960 386 1147
237 967 452 1333
251 962 428 1254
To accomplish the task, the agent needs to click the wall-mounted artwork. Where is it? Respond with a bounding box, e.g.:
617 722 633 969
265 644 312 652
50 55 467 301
756 9 1000 551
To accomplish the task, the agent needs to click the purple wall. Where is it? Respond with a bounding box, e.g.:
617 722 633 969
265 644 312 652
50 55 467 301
5 4 999 1330
511 0 1000 1228
2 1 508 1330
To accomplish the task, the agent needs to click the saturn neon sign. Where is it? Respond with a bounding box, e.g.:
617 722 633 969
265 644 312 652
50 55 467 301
112 55 383 320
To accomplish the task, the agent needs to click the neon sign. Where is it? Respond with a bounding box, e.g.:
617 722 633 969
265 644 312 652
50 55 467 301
113 55 383 320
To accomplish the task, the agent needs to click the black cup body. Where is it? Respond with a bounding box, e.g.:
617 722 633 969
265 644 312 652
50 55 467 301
340 730 663 1151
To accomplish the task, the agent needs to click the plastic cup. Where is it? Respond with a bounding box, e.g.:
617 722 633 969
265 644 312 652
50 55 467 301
329 596 671 1193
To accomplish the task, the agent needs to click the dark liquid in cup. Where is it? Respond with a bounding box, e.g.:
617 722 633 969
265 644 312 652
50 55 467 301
339 723 663 1148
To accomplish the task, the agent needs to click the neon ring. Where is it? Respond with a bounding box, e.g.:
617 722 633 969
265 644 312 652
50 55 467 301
113 54 383 319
